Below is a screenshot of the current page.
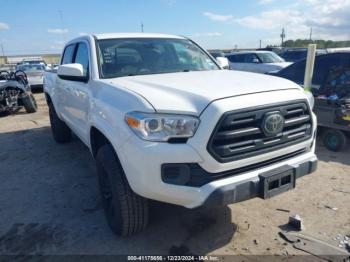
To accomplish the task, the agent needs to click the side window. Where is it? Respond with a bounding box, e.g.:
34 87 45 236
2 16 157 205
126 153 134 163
74 43 89 77
61 44 76 65
227 54 244 63
227 55 237 62
243 54 259 63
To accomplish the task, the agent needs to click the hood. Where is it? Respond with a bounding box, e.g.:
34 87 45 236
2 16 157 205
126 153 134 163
103 70 301 115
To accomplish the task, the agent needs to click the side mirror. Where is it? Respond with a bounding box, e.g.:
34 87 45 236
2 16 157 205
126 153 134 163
252 58 260 63
216 57 229 69
57 63 88 82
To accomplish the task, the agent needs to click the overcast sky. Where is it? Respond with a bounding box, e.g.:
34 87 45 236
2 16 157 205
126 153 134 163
1 0 350 55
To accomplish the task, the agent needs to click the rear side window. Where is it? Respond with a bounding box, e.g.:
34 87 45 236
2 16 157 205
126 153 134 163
227 54 244 63
242 53 258 63
312 54 349 85
61 44 76 65
74 43 89 77
283 51 306 62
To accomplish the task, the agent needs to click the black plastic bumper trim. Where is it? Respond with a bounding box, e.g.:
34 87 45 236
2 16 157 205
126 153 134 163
162 148 309 187
201 159 318 208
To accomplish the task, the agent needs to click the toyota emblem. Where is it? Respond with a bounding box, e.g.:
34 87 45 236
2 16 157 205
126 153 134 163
262 112 285 136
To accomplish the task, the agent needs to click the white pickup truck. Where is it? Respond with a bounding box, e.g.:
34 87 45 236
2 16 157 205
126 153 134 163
44 33 318 236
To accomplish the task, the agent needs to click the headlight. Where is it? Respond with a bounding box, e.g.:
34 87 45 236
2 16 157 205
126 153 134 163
125 112 200 142
305 91 315 109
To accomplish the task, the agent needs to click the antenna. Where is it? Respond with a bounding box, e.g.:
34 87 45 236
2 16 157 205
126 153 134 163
141 22 144 33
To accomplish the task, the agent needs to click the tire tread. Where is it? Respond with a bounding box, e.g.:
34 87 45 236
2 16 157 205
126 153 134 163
96 144 148 237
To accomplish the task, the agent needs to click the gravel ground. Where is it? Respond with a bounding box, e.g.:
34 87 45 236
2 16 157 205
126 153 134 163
0 93 349 258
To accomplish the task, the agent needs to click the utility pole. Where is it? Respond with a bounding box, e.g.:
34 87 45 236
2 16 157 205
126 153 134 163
259 40 262 49
280 28 286 47
309 27 313 41
141 22 144 33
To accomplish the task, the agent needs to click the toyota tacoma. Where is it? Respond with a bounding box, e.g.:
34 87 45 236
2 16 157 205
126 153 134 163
44 33 317 236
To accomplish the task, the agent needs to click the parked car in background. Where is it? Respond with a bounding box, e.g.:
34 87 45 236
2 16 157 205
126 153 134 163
226 51 292 74
279 49 328 63
19 59 47 66
16 64 45 91
268 52 350 88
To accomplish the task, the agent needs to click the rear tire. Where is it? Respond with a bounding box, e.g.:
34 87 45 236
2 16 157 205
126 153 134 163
48 103 72 143
322 129 347 152
96 144 149 236
22 93 38 113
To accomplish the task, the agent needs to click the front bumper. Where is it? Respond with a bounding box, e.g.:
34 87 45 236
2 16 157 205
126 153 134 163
119 134 317 208
202 158 317 208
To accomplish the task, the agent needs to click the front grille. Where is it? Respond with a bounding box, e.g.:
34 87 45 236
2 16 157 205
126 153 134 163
208 100 313 163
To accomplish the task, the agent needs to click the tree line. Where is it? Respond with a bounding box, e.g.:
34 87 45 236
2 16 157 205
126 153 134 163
268 39 350 48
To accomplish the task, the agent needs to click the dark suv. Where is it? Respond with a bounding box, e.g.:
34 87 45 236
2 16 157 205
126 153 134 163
268 52 350 87
279 49 327 63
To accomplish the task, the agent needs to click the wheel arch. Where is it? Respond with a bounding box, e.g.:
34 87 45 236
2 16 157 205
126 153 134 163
45 92 52 105
90 126 111 158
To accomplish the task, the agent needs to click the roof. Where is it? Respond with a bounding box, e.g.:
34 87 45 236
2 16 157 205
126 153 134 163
93 33 185 40
226 51 273 55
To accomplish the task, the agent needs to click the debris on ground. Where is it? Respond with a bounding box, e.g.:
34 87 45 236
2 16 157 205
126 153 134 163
288 214 304 231
253 239 259 245
237 221 250 233
276 208 290 213
332 234 350 249
278 231 350 260
325 205 338 211
278 232 299 243
333 188 350 195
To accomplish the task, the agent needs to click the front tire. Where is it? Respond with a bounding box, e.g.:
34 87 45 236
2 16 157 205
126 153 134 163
323 128 347 152
22 93 38 113
96 144 149 236
48 103 72 143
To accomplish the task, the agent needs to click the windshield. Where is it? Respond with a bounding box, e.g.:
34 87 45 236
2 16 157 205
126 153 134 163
97 38 220 78
256 52 285 63
17 64 45 71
